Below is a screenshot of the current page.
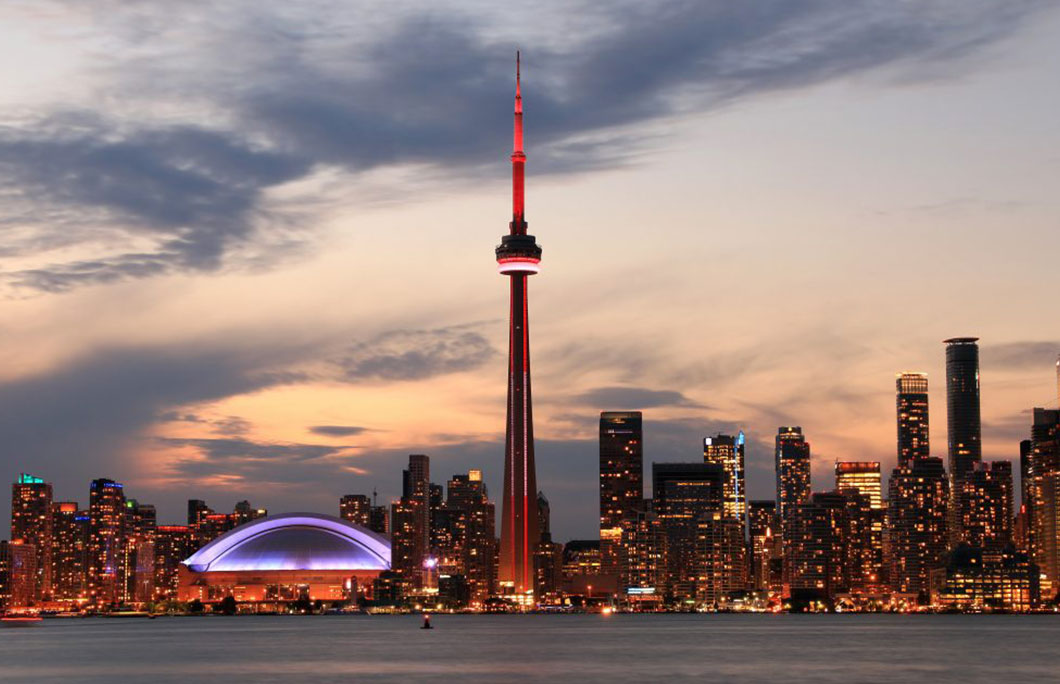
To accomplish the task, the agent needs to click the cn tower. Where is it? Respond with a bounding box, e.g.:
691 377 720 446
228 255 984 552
496 52 541 597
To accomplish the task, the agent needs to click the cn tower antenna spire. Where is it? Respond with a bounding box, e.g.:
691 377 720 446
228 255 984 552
511 51 525 233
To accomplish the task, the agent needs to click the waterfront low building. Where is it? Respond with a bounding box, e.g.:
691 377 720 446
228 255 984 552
178 513 391 608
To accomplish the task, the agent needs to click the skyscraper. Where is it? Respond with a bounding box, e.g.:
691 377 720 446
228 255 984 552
896 372 930 466
446 470 497 603
945 337 982 546
775 427 811 553
704 432 747 524
600 411 643 575
888 457 948 598
956 461 1013 552
497 53 542 597
695 512 747 606
10 473 53 600
50 502 88 601
340 494 372 527
834 462 883 510
653 462 726 603
392 454 431 587
87 478 126 607
747 500 779 592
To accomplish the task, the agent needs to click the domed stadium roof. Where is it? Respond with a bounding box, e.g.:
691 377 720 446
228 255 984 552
182 513 390 573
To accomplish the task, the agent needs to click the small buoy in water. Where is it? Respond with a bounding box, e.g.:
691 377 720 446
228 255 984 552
421 614 433 629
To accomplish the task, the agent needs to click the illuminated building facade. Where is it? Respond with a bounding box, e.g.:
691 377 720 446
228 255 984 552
50 502 88 601
653 462 725 603
0 540 37 609
391 454 430 588
695 512 747 606
957 461 1013 552
87 478 126 606
775 426 811 572
11 473 53 599
835 462 882 510
443 470 497 603
888 457 948 598
497 54 542 598
1027 408 1060 590
562 540 602 582
897 372 930 467
124 499 156 604
178 513 390 607
704 432 747 524
620 510 666 601
599 411 643 575
340 494 372 527
789 491 848 600
945 337 982 547
154 525 192 599
931 545 1038 612
843 491 884 593
748 500 779 592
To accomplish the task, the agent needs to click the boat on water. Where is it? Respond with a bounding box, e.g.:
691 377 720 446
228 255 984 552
1 614 43 626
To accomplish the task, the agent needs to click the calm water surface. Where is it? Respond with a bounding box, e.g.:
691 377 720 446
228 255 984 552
1 614 1058 683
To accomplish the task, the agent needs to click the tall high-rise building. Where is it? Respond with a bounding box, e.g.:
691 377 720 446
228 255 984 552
392 454 431 587
888 457 948 599
0 540 37 610
340 494 372 527
789 491 848 599
87 478 126 606
1027 408 1060 589
600 411 643 575
957 461 1013 552
704 432 747 524
653 462 726 603
775 427 811 553
747 500 779 592
497 53 542 597
10 473 53 600
834 462 883 510
447 470 497 603
620 510 666 599
897 372 930 466
50 502 88 601
695 512 747 606
945 337 982 546
154 525 192 600
123 500 156 604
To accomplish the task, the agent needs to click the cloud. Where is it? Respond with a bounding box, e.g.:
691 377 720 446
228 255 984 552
160 436 357 463
983 341 1060 371
0 121 310 292
572 386 705 409
335 325 495 381
309 425 370 437
0 338 308 528
0 1 1048 291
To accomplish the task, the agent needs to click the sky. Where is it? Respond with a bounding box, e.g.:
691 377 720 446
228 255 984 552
1 0 1059 540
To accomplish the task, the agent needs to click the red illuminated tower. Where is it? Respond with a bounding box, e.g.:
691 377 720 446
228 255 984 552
497 52 541 597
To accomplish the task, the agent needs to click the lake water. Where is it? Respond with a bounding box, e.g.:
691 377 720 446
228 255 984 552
1 614 1058 683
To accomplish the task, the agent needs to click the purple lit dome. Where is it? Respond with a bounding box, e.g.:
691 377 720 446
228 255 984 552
182 513 391 573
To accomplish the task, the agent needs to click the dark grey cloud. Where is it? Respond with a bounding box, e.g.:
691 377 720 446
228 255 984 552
160 436 355 463
0 1 1047 291
0 122 310 292
309 425 370 437
572 386 704 409
335 325 495 381
0 340 308 526
983 341 1060 371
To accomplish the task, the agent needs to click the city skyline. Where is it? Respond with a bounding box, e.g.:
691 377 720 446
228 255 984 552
1 2 1060 541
